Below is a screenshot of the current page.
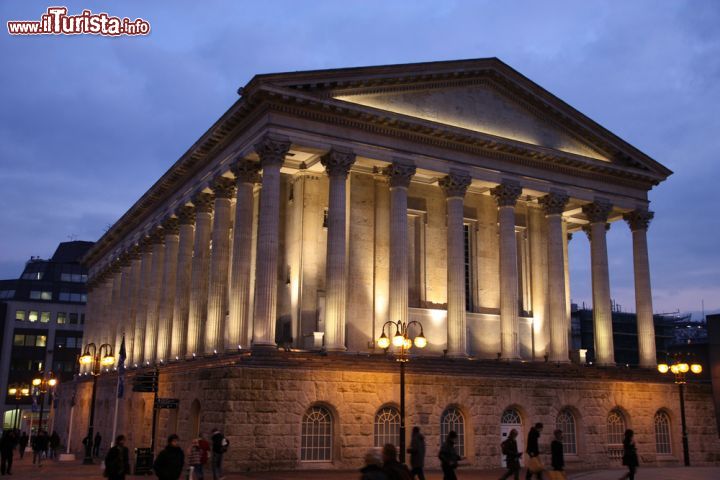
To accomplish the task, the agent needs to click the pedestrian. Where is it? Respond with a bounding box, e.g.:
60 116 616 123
153 434 185 480
438 431 461 480
407 427 426 480
104 435 131 480
49 431 60 460
210 429 228 480
525 423 544 480
187 439 204 480
499 428 521 480
549 429 565 480
360 448 387 480
381 444 411 480
618 429 638 480
32 430 49 466
198 434 210 473
17 432 28 459
1 429 18 475
93 432 102 458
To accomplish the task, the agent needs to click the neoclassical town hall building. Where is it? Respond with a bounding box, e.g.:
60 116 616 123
54 58 720 471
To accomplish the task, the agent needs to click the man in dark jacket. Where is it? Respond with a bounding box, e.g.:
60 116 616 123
439 431 461 480
550 429 564 474
1 429 18 475
407 427 426 480
104 435 131 480
17 432 28 459
210 429 227 480
32 430 49 466
525 423 543 480
500 428 521 480
360 449 387 480
381 444 411 480
93 432 102 458
153 434 184 480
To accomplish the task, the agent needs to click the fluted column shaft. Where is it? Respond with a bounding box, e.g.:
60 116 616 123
583 200 615 366
541 191 570 362
440 171 472 357
252 136 291 348
625 210 656 367
227 161 260 350
116 261 132 356
143 232 165 364
156 219 180 362
108 270 122 352
125 251 142 364
492 181 522 360
321 149 355 351
205 178 236 354
170 207 196 359
186 192 214 357
133 244 153 365
385 162 416 327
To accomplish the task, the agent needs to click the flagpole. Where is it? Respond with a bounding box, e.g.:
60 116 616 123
110 376 120 447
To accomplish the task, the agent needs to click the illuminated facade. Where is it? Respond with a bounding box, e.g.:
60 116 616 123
54 59 720 470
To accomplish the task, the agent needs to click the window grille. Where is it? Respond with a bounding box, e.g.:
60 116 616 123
556 409 577 454
301 406 333 462
374 406 401 449
441 407 465 457
654 411 672 454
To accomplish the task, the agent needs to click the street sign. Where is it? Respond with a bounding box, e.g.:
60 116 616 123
154 397 179 409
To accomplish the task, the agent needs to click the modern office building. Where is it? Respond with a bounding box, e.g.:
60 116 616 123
0 241 92 432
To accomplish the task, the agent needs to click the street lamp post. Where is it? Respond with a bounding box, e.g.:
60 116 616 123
78 342 115 465
32 372 58 433
8 385 30 430
377 320 426 465
657 357 703 466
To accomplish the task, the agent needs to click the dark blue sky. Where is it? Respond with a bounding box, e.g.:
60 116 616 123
1 1 718 316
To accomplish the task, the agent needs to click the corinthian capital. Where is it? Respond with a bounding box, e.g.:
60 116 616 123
491 181 522 207
192 191 215 214
162 216 180 235
540 191 570 216
211 176 237 199
231 159 261 184
254 135 291 168
439 171 472 198
582 199 612 224
176 205 196 225
321 148 356 178
383 162 416 188
624 210 654 232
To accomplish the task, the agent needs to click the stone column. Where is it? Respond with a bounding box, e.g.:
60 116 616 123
384 162 416 327
116 255 132 356
170 206 196 359
582 200 615 366
108 266 123 354
563 224 572 342
227 160 260 350
186 192 214 357
143 227 165 365
252 136 291 348
125 246 142 364
320 149 356 351
624 209 657 367
205 177 236 354
439 171 472 357
491 181 523 360
540 191 570 362
133 237 154 365
156 217 180 362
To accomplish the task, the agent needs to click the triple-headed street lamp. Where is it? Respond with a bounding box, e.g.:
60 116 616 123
657 356 703 467
31 371 58 433
8 384 30 430
377 320 426 464
78 342 115 465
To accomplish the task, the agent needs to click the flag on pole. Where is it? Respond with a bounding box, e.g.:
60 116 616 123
117 335 127 398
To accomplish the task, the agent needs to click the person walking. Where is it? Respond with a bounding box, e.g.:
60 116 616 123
210 429 228 480
198 433 210 472
439 431 461 480
499 428 521 480
32 430 49 466
153 434 184 480
360 448 387 480
619 429 638 480
407 427 426 480
48 431 60 460
17 433 28 460
525 423 544 480
550 429 565 480
0 429 18 475
93 432 102 458
381 444 411 480
187 439 204 480
104 435 131 480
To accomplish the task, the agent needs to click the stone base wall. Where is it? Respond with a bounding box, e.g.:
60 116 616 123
52 354 720 471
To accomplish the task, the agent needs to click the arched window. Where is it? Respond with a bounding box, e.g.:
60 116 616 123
374 406 401 449
654 411 672 454
301 406 333 462
441 407 465 458
500 408 524 467
607 409 626 460
556 409 577 455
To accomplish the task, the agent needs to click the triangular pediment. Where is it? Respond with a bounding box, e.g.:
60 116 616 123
334 83 610 161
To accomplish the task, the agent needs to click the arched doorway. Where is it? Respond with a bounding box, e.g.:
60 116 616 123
500 408 524 467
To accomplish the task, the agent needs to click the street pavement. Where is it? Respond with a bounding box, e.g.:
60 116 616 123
4 453 720 479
